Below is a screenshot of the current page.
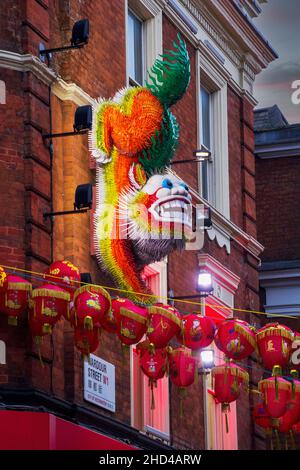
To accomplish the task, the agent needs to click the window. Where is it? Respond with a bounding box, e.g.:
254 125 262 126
197 52 229 217
200 86 212 201
126 0 162 87
205 342 238 450
130 262 170 439
127 10 144 85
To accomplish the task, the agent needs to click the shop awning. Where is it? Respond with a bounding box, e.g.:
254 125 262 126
0 410 137 450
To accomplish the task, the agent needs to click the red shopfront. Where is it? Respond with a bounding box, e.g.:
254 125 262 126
0 411 136 450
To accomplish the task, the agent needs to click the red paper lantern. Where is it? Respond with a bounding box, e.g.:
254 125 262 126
212 362 249 433
293 421 300 434
258 375 292 418
147 303 181 349
168 346 196 388
28 314 50 345
256 323 294 371
212 362 249 405
287 374 300 423
0 266 7 291
139 342 167 381
253 403 272 430
108 298 130 334
138 341 168 409
73 285 111 330
30 284 70 334
177 314 215 351
101 297 118 333
275 409 298 434
74 326 99 355
116 298 148 346
44 260 80 299
214 318 256 360
0 274 32 325
291 331 300 372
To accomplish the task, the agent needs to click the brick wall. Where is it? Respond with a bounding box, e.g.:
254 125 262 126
256 155 300 261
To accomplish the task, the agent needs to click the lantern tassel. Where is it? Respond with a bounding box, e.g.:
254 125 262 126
221 403 230 433
38 347 44 368
232 368 239 394
290 370 299 400
84 316 93 330
225 412 229 434
8 316 17 326
272 365 282 401
275 429 281 450
270 429 274 450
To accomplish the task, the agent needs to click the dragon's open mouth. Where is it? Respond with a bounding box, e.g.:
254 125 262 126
149 196 192 228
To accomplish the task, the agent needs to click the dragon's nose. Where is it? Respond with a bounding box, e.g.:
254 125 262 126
171 186 188 196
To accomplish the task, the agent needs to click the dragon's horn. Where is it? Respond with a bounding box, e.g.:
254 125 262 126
146 34 190 108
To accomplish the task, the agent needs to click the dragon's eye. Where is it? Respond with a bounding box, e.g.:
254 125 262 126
162 178 173 189
180 182 189 191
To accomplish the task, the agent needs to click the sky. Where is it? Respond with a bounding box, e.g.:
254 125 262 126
253 0 300 123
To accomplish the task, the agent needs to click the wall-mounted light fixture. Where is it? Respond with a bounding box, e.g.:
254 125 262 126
39 19 89 61
193 206 212 232
197 271 213 294
171 146 211 165
198 348 215 374
80 272 93 285
43 105 92 140
168 270 213 304
43 183 93 220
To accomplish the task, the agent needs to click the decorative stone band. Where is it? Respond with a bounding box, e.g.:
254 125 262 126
32 288 70 301
147 306 182 328
73 284 111 305
256 327 294 342
234 323 257 349
212 365 249 385
7 282 32 291
119 307 148 325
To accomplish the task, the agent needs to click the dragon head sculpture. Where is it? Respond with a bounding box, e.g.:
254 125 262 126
89 35 192 304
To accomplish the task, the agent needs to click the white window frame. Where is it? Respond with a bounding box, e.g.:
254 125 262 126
198 253 240 450
196 51 230 218
130 259 170 440
125 0 162 86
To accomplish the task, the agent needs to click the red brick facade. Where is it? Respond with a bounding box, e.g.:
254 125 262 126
256 156 300 262
0 0 275 450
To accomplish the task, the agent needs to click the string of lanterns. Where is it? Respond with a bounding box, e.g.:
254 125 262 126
1 262 300 442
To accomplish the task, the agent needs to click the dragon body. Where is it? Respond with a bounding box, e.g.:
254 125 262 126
89 36 192 304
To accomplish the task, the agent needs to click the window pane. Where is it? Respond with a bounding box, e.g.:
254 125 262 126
202 160 209 200
201 87 211 150
200 87 211 200
128 11 143 84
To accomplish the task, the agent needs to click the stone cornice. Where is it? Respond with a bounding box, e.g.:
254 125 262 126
179 0 242 66
208 0 277 69
52 79 94 106
0 49 56 85
178 0 276 72
0 50 94 105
